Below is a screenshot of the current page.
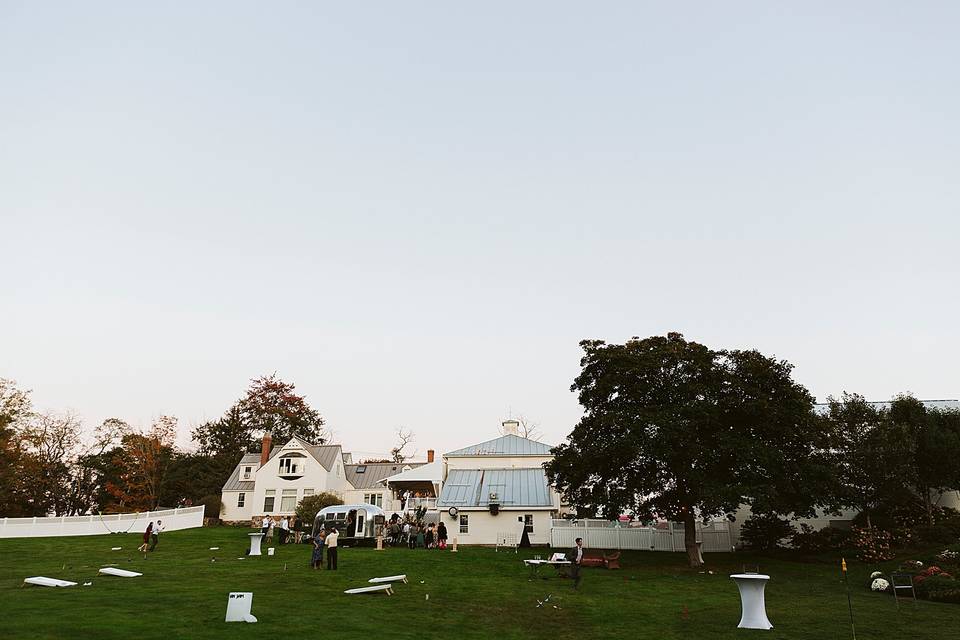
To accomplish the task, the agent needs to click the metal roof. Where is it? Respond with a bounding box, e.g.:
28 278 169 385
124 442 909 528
813 399 960 416
345 462 423 490
444 434 553 457
437 468 553 508
267 440 342 471
221 454 261 492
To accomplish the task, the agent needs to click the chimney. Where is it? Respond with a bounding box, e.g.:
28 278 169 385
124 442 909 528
260 433 272 468
502 419 519 436
427 449 435 463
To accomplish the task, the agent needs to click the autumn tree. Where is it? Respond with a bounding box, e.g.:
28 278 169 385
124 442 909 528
191 374 326 465
106 416 178 511
545 333 837 568
0 379 32 516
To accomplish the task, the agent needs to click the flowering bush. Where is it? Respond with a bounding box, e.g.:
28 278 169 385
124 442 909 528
870 571 884 580
938 550 959 562
870 578 890 592
851 527 895 563
902 560 923 570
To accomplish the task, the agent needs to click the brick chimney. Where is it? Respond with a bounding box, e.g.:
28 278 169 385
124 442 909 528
260 433 272 468
427 449 435 463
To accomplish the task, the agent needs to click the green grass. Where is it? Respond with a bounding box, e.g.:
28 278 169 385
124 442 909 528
1 527 957 639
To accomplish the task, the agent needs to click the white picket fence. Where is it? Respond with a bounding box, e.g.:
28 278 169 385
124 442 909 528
0 506 205 538
550 520 732 553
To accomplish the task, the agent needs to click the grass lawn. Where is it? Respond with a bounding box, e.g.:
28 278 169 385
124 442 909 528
1 527 957 639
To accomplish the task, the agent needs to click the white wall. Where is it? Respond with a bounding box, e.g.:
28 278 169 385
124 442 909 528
445 455 552 472
220 490 252 523
248 440 347 519
0 506 204 538
445 509 553 546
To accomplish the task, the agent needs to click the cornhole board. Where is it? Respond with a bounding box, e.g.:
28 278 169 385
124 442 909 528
225 592 255 622
24 577 77 588
369 575 407 584
345 584 394 595
99 568 142 577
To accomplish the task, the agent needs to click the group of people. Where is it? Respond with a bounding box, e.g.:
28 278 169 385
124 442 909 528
310 526 339 570
137 520 164 553
383 518 447 549
259 515 305 545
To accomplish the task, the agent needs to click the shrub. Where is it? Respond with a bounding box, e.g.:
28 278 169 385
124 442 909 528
791 524 851 554
740 515 796 551
850 526 894 563
199 494 222 519
294 492 344 526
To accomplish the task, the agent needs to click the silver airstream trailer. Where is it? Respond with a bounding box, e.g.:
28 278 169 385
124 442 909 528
312 504 386 545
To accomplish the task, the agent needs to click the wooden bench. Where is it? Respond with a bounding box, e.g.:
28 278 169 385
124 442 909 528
369 575 407 584
344 584 394 596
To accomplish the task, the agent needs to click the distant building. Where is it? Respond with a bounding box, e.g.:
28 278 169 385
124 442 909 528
219 433 436 524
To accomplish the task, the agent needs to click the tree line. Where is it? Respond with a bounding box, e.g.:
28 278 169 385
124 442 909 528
0 374 326 518
545 333 960 567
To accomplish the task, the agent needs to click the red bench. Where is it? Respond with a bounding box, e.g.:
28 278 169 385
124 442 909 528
579 550 621 569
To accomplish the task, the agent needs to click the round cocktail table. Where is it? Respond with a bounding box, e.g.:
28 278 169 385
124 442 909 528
729 573 773 629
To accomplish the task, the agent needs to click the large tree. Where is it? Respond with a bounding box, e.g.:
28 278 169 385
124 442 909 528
545 333 837 567
888 394 960 525
0 379 32 516
106 416 178 511
826 393 915 528
191 374 326 461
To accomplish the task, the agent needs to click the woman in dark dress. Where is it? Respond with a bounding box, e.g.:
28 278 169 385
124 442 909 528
437 521 448 549
311 529 326 569
425 524 434 548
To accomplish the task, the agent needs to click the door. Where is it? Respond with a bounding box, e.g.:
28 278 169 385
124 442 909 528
355 513 365 537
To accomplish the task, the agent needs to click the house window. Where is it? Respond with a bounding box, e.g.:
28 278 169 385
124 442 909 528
356 465 367 474
263 489 275 512
237 492 245 508
279 458 300 475
524 514 534 534
280 489 297 512
242 466 252 480
304 489 314 497
363 493 383 507
459 514 469 534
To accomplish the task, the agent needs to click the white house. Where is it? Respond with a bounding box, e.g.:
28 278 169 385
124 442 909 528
220 433 436 524
435 422 561 546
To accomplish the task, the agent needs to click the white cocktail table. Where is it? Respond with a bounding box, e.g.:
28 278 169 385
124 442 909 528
730 574 773 629
248 533 265 556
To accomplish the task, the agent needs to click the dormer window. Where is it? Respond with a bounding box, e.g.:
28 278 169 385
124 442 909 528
279 452 306 477
356 465 367 474
242 466 253 480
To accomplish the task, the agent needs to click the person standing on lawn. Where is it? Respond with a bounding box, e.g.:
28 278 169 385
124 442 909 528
293 515 303 543
326 527 339 570
570 537 584 590
261 516 270 538
138 522 153 553
279 516 289 544
437 521 448 550
149 520 164 551
311 528 326 569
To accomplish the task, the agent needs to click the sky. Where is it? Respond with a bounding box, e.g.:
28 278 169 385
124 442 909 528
2 2 958 458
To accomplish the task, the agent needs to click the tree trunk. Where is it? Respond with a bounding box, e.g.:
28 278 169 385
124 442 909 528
923 487 935 526
683 509 703 568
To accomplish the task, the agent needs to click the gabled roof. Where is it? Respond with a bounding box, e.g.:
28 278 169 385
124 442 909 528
222 454 261 492
437 468 553 508
266 438 342 471
444 434 553 457
345 462 423 490
383 460 443 484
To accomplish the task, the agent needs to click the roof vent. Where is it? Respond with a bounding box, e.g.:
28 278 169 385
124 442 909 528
501 419 519 436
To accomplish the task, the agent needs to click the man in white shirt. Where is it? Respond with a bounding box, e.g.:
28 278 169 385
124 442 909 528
261 516 270 538
325 527 339 570
280 517 290 544
149 520 164 551
570 537 584 590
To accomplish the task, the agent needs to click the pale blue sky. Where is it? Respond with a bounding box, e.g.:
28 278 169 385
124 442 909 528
2 2 958 457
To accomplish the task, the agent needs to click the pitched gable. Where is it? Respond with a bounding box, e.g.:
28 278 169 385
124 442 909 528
444 434 552 457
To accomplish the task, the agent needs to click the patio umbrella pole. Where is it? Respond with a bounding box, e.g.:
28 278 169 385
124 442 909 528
842 558 856 640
